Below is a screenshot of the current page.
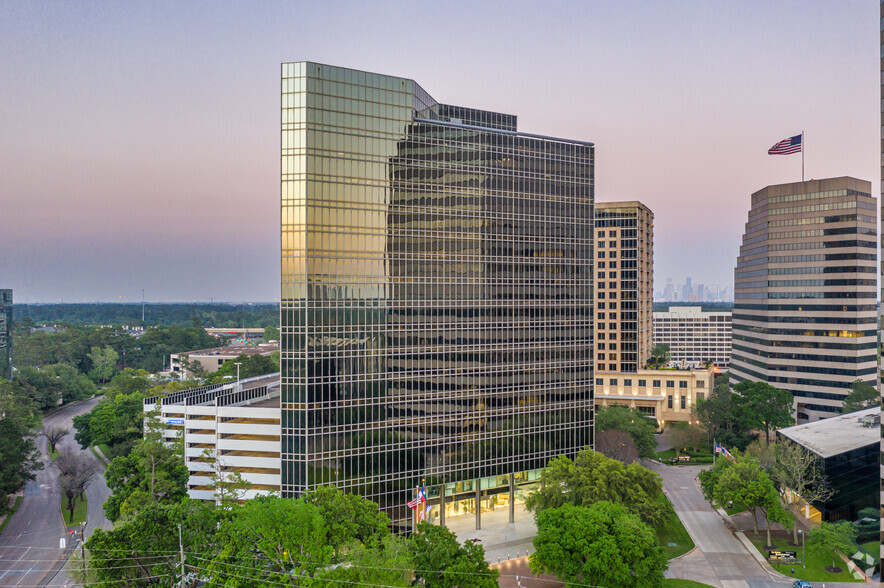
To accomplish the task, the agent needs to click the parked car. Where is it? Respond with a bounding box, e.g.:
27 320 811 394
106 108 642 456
792 580 812 588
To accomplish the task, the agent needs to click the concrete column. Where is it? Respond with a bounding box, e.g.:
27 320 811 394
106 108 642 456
509 477 515 524
475 480 481 530
439 484 445 527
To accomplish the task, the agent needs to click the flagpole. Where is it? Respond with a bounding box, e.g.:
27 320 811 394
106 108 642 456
801 131 804 182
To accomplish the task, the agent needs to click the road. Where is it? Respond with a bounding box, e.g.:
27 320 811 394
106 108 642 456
643 461 867 588
0 397 110 588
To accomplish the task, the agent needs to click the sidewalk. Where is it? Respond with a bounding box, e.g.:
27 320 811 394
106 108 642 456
443 503 537 564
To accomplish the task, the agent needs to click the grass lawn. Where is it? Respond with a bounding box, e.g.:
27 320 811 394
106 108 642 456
59 487 88 526
655 448 714 465
746 533 862 583
663 580 715 588
49 448 61 462
657 494 694 559
89 446 108 466
98 444 112 459
723 502 747 516
0 496 24 534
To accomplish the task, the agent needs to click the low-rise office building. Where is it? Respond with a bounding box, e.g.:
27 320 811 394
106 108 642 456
653 306 731 369
144 373 281 502
777 407 879 523
594 365 714 425
170 342 278 378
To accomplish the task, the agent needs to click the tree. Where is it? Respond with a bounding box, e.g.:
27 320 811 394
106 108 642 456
713 460 778 535
302 485 391 548
807 520 858 572
744 439 777 475
73 390 145 456
526 447 672 529
670 422 691 457
695 374 755 452
55 449 97 524
760 497 794 550
771 438 833 544
596 405 657 458
841 379 878 414
85 500 192 585
201 448 253 506
732 380 794 445
263 325 280 341
41 425 69 454
410 522 499 588
697 456 730 503
206 353 279 384
0 382 43 514
102 416 188 522
646 343 670 368
207 496 334 586
530 502 667 588
595 429 638 464
318 535 412 587
88 345 119 383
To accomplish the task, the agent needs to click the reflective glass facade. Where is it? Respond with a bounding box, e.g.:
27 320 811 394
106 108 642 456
0 289 10 380
281 62 594 530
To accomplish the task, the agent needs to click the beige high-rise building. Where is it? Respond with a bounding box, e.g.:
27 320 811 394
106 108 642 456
731 177 877 422
594 201 654 373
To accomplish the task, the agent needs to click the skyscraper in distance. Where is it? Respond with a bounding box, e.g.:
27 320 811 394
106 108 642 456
731 177 877 421
280 62 594 530
0 290 10 380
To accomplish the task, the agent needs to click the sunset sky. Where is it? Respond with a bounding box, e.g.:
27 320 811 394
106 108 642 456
1 1 877 302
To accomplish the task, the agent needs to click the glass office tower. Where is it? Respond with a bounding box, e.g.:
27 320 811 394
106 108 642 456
281 62 594 530
0 289 10 380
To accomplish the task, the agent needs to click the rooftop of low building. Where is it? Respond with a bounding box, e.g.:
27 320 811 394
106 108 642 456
777 407 880 458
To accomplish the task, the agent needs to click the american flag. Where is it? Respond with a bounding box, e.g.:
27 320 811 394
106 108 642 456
768 134 802 155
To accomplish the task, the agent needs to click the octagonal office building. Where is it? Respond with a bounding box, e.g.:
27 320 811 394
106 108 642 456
280 62 594 530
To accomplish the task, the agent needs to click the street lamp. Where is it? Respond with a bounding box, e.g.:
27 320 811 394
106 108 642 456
797 528 805 569
234 362 242 388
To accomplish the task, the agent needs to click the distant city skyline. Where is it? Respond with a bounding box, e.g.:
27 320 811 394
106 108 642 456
0 2 876 301
656 277 732 303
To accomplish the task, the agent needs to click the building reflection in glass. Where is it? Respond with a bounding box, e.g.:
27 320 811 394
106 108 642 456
281 62 594 530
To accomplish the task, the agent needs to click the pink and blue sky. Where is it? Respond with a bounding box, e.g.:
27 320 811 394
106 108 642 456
0 1 877 302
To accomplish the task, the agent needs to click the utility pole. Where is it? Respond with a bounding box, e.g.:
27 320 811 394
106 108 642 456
178 522 185 586
142 289 145 324
234 362 242 391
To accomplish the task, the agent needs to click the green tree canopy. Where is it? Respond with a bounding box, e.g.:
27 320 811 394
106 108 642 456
841 379 878 414
646 343 671 368
409 522 499 588
732 380 794 445
263 325 280 341
208 496 334 586
807 520 858 571
303 485 391 548
712 459 780 535
88 345 119 383
530 502 667 588
0 382 43 514
102 416 188 522
525 447 672 529
596 405 657 458
206 352 279 384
